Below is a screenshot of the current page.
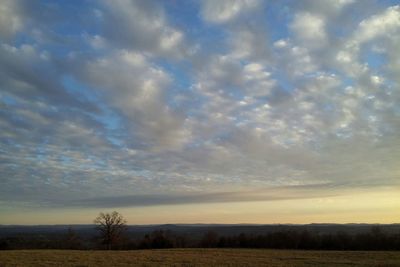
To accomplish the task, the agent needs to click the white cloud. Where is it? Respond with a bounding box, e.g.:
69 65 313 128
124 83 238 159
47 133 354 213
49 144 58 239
243 63 276 97
290 12 327 49
201 0 261 24
274 39 288 49
0 43 96 112
297 0 355 16
81 50 190 150
100 0 186 58
0 0 24 39
274 42 318 77
1 0 400 212
229 24 271 60
355 5 400 43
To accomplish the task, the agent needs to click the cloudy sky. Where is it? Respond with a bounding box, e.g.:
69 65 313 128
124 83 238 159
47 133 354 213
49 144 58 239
1 0 399 225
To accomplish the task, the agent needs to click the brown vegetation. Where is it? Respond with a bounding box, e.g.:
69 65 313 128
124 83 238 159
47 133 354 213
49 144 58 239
0 249 400 266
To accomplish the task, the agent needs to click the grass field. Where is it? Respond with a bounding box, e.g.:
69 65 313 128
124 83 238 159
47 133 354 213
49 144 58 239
1 249 400 267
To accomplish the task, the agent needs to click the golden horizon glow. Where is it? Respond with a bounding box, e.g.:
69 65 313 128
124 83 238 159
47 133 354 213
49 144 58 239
1 187 399 225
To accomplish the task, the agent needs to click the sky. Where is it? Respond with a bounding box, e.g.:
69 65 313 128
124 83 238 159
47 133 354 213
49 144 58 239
0 0 399 225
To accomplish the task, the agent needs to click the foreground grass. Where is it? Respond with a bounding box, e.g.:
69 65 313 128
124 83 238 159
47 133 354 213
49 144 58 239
0 249 400 267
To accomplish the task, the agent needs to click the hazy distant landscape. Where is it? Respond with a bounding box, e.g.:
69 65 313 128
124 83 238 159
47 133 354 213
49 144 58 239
1 223 400 250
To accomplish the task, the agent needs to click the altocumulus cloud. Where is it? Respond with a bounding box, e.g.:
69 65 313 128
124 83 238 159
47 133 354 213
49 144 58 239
0 0 399 212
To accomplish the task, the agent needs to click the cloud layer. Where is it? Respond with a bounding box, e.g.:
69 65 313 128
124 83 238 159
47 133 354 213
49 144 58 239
0 0 399 216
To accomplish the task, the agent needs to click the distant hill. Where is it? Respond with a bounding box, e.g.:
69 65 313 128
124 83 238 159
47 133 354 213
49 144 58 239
1 223 400 239
1 223 400 250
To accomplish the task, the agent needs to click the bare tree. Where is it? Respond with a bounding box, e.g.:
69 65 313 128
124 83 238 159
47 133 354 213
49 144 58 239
94 211 127 250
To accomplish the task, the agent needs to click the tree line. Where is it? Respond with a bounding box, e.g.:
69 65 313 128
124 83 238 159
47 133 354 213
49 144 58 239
1 211 400 250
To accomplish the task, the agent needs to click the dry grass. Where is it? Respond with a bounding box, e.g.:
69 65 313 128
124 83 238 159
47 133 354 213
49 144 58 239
0 249 400 267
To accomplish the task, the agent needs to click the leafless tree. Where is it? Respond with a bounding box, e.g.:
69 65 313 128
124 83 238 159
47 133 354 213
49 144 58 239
94 211 127 250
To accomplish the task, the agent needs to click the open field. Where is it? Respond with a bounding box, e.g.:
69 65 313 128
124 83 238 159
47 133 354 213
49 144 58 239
1 249 400 267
